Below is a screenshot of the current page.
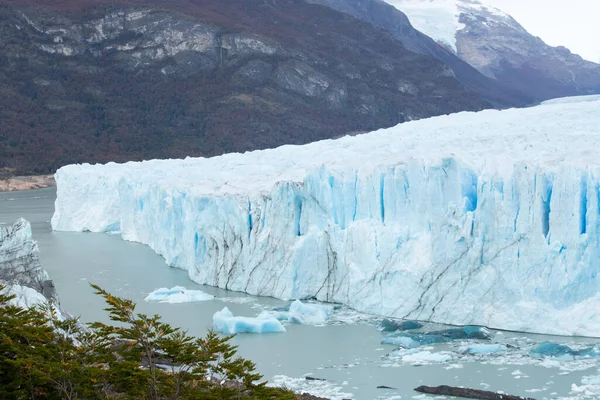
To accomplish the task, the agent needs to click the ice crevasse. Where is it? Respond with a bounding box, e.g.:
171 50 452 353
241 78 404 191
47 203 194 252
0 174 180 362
52 95 600 336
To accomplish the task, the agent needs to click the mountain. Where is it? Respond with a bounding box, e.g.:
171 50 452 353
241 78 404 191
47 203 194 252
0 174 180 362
306 0 534 106
387 0 600 101
51 94 600 336
0 0 491 175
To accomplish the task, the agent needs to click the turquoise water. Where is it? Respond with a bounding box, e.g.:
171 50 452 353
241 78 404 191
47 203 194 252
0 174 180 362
1 187 599 399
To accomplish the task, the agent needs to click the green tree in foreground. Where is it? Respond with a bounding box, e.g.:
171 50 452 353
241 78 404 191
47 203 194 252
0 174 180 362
0 285 295 400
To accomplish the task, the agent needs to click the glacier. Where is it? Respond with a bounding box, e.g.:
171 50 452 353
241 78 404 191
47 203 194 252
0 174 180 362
52 95 600 336
1 219 64 319
1 218 57 302
385 0 510 52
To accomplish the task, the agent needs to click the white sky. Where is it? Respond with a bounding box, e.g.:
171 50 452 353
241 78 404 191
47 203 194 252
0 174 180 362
485 0 600 63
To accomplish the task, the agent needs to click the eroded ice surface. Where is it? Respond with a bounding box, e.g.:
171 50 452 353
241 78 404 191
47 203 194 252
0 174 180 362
274 300 334 325
145 286 214 303
213 307 286 334
52 95 600 336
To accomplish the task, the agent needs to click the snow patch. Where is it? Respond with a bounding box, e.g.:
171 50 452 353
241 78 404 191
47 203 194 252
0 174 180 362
386 0 510 52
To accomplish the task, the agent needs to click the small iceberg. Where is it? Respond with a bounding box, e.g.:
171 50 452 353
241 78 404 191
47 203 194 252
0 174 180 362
380 318 423 332
213 307 286 334
529 341 600 360
460 344 508 354
145 286 214 303
274 300 334 325
394 349 453 364
382 326 491 348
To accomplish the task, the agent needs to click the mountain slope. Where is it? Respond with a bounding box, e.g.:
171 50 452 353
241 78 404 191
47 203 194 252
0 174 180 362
0 0 489 174
387 0 600 101
307 0 534 106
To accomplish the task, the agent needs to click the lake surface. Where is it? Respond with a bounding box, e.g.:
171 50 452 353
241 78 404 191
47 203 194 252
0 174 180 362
1 187 599 400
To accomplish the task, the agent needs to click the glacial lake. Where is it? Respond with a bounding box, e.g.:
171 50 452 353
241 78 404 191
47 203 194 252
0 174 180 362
2 187 599 400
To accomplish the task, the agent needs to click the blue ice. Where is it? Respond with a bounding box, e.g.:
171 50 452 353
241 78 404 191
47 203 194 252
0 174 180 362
213 307 286 334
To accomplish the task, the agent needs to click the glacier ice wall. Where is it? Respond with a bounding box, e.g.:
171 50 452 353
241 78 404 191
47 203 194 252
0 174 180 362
0 219 57 301
52 96 600 336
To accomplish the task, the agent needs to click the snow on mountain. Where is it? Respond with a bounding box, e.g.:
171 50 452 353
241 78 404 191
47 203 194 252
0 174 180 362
388 0 600 101
52 95 600 336
385 0 510 53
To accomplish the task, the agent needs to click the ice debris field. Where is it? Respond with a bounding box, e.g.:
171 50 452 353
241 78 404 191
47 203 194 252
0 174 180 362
145 286 214 303
212 300 335 334
52 95 600 336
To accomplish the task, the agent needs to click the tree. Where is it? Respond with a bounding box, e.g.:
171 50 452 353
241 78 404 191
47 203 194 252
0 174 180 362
0 284 296 400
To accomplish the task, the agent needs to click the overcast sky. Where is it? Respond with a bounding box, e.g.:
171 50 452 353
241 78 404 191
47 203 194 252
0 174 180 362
485 0 600 63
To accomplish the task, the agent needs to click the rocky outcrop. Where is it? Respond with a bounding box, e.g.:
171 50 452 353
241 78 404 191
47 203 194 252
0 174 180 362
0 0 490 174
0 175 55 192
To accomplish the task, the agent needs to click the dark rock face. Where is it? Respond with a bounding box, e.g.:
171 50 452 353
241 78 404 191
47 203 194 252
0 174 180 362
0 0 489 174
378 0 600 102
306 0 534 107
317 0 600 103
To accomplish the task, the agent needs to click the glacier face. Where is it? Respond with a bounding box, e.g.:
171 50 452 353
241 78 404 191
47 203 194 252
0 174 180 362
0 218 57 302
52 96 600 336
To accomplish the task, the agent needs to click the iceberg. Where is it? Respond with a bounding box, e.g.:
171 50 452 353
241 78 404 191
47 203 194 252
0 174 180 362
274 300 334 325
382 326 490 348
212 307 286 334
460 344 507 354
380 319 423 332
52 95 600 336
529 341 600 360
145 286 214 303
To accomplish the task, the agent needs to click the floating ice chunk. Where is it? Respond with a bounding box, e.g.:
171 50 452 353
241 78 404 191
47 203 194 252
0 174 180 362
268 375 353 400
398 350 453 364
570 373 600 397
382 333 449 348
380 318 423 332
435 326 491 340
213 307 286 334
145 286 214 303
530 342 577 359
460 343 508 354
529 341 600 360
382 326 491 348
275 300 334 325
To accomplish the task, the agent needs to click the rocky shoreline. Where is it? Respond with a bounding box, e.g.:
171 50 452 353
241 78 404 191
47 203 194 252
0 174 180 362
0 175 55 192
